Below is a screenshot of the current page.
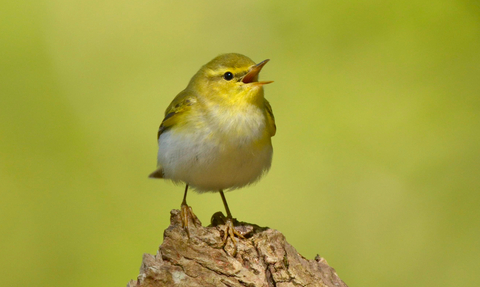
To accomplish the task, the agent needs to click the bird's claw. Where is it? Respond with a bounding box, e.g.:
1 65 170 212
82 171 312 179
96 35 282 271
222 218 245 256
181 204 199 238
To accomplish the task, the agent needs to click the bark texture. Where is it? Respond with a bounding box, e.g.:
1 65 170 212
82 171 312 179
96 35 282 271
127 210 347 287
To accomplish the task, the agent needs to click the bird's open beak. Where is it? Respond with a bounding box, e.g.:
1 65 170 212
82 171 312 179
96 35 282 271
242 59 273 85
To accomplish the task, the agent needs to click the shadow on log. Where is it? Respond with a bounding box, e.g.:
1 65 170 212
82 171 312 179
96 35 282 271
128 209 348 287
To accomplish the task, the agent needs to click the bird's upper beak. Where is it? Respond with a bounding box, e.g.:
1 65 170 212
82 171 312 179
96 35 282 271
242 59 273 85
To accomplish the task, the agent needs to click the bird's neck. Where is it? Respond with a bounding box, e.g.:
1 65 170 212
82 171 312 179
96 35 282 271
202 100 267 142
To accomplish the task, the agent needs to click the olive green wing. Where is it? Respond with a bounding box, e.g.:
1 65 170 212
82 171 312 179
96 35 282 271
264 99 276 137
156 91 196 140
149 91 196 179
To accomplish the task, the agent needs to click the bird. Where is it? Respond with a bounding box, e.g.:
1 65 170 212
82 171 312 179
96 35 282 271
149 53 275 244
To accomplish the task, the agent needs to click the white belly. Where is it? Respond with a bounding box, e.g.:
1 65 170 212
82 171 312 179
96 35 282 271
156 107 273 192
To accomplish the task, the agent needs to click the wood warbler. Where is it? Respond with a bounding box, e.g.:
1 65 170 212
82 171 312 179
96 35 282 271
149 53 275 242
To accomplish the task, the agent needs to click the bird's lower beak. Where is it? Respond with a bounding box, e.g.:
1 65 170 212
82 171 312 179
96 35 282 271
242 59 273 85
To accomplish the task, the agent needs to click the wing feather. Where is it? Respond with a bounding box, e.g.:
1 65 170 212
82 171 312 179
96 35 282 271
149 92 196 179
156 91 196 140
264 99 276 137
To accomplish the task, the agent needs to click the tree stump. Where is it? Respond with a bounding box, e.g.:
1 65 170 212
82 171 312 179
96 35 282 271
127 209 348 287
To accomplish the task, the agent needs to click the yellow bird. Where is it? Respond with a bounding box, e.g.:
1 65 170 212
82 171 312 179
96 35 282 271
149 53 275 241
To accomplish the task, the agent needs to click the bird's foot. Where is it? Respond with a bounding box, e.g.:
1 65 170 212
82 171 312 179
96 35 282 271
222 217 245 256
180 203 199 238
211 212 253 256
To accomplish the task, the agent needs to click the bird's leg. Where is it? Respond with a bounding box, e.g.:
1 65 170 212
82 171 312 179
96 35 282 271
219 190 245 254
219 189 233 219
180 184 198 237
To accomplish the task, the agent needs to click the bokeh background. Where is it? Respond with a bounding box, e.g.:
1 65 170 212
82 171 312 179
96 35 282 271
1 1 479 286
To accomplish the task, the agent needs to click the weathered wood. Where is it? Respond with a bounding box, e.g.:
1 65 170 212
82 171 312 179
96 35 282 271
128 210 347 287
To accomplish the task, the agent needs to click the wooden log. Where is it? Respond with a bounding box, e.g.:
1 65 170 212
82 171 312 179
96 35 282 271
128 209 347 287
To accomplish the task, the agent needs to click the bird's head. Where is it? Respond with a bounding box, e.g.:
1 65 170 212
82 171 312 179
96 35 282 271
188 53 272 106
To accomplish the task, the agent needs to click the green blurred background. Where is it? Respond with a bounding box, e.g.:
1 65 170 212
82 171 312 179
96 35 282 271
1 1 479 286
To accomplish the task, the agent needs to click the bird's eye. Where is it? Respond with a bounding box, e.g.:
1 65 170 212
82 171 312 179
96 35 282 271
223 72 234 81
